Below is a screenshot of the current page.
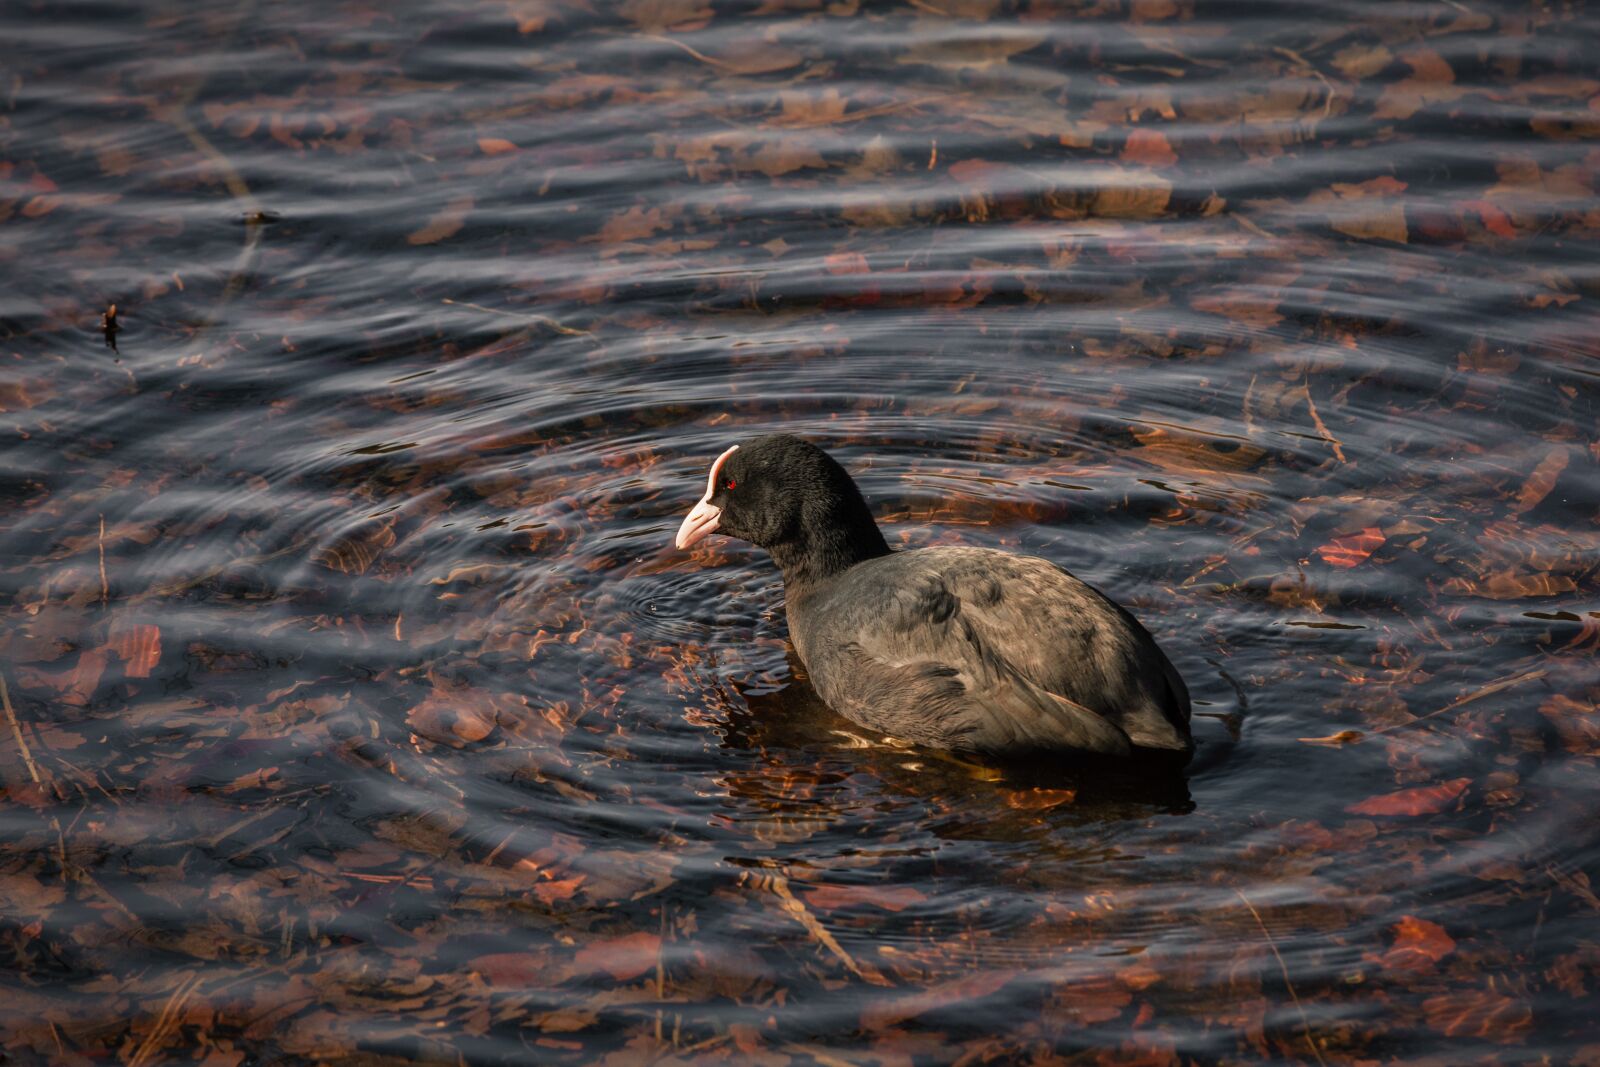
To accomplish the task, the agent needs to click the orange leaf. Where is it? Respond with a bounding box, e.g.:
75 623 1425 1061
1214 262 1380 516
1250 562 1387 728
1347 777 1470 816
1001 787 1078 810
597 204 668 245
775 88 848 127
1190 288 1284 329
1441 570 1578 600
18 648 110 706
407 195 474 245
1464 198 1517 238
1374 49 1465 120
406 687 502 746
1315 526 1385 567
477 137 517 156
1121 129 1177 168
110 624 161 678
703 43 803 76
534 875 585 905
573 932 660 982
1380 915 1456 971
1309 177 1410 243
1297 730 1364 746
861 970 1018 1030
823 252 871 275
803 883 928 912
1344 175 1408 197
452 702 498 742
1422 987 1532 1040
471 951 549 987
225 766 280 793
1511 446 1568 515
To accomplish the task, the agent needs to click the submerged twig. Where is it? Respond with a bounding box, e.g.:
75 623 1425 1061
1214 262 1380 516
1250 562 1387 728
1301 378 1346 463
1235 889 1328 1067
98 514 108 606
150 0 265 366
128 972 202 1067
640 33 752 73
759 872 892 987
1546 864 1600 914
1372 666 1548 736
1 671 42 785
441 298 593 336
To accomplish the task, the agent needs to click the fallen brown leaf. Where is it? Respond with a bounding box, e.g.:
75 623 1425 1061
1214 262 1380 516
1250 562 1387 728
1378 915 1456 972
407 194 474 245
1511 447 1569 515
803 883 928 913
1315 527 1385 568
1347 777 1470 817
573 931 661 982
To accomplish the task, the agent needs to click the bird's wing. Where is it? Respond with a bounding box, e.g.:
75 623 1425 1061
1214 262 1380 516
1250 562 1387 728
931 550 1192 751
805 566 1133 757
800 546 1190 754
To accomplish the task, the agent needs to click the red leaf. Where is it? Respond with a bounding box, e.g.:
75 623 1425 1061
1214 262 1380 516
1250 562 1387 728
470 952 549 987
1463 198 1517 238
1511 446 1568 515
861 970 1018 1030
803 883 928 913
1002 787 1078 810
18 648 110 706
946 159 1005 184
1379 915 1456 971
406 686 503 746
533 875 585 905
1347 777 1470 816
823 252 870 275
1355 175 1408 196
573 932 660 982
451 700 498 742
1422 987 1532 1040
477 137 517 156
110 624 161 678
407 194 474 246
1121 129 1177 168
1315 526 1385 567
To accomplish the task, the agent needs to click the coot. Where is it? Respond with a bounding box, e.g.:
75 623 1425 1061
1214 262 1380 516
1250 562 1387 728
674 435 1191 761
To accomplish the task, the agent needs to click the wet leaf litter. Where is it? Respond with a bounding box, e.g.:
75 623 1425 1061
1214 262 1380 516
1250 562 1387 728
2 0 1598 1064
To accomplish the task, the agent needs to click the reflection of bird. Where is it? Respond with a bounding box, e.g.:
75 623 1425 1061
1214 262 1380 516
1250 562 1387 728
719 655 1197 816
674 434 1192 764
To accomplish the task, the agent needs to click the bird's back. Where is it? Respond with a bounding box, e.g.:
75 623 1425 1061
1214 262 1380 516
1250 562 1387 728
787 546 1191 757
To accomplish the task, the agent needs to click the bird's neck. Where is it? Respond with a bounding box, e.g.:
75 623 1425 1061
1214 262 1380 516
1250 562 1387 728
770 513 890 597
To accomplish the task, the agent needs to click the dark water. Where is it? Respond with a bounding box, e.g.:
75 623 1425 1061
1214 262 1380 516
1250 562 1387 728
2 0 1598 1062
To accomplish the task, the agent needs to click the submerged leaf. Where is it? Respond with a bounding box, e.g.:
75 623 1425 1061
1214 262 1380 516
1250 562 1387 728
110 624 161 678
1298 730 1364 746
1511 447 1569 515
573 931 661 981
407 194 474 245
1347 778 1470 816
804 883 929 912
1315 527 1384 568
1380 915 1456 971
1001 787 1078 810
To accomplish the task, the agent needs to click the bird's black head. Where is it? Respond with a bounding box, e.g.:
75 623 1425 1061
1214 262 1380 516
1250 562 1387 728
674 434 890 589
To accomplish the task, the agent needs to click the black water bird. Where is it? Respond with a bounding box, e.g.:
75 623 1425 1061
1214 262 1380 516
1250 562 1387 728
674 434 1192 763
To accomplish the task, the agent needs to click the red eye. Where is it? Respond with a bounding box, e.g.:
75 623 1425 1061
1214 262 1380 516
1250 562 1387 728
723 478 736 490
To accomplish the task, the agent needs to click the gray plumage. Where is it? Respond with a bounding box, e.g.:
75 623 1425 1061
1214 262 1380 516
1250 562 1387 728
789 547 1191 758
676 434 1192 762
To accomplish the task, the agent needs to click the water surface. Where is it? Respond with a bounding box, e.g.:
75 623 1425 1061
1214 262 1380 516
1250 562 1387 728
1 0 1597 1063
